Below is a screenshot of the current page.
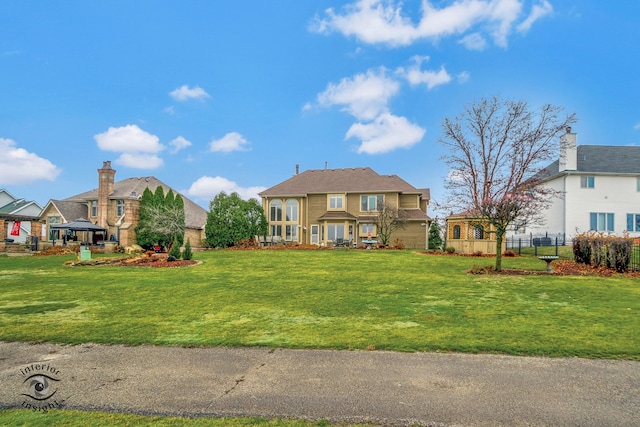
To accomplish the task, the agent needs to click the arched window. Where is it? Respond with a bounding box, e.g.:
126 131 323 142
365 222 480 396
453 225 461 239
270 200 282 222
285 200 298 222
474 225 484 240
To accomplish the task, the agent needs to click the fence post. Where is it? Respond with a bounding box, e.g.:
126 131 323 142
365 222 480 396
555 237 558 256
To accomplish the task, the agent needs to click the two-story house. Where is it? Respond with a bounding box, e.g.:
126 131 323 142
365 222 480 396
509 128 640 240
259 167 430 248
0 189 43 248
40 161 207 248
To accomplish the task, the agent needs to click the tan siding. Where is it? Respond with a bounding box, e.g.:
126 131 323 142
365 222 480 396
393 222 426 249
399 194 418 209
307 194 327 222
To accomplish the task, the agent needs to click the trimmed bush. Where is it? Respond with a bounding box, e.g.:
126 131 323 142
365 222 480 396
182 239 193 261
573 232 633 273
607 239 632 273
168 237 182 260
445 246 455 254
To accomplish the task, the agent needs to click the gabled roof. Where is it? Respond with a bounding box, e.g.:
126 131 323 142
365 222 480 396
44 200 88 223
62 176 207 229
0 192 43 218
539 145 640 180
259 167 423 197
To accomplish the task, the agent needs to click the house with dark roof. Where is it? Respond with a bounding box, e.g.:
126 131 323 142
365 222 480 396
508 128 640 239
0 189 43 246
40 161 207 248
259 167 430 248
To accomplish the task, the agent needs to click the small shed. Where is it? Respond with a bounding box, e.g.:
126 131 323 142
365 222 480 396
445 213 502 255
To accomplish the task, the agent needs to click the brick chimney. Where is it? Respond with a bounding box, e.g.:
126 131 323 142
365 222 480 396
559 127 577 172
97 161 116 228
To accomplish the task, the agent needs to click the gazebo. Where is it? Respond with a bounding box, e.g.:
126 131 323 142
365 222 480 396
50 218 107 245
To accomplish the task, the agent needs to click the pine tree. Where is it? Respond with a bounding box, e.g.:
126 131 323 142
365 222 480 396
168 236 181 260
182 238 193 260
428 220 444 250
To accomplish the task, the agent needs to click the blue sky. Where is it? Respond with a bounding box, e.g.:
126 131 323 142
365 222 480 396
1 1 638 212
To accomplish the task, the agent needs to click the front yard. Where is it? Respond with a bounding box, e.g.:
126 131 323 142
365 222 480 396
1 249 638 359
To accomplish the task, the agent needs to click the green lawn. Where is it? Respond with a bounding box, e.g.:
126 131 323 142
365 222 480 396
1 250 638 359
0 409 349 427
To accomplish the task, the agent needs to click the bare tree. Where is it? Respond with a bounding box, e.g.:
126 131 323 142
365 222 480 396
439 96 576 271
373 201 407 246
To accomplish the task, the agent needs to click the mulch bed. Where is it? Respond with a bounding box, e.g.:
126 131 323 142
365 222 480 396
467 259 640 278
65 252 199 268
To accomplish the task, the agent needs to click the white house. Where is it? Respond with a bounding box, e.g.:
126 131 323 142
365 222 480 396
0 189 44 244
509 128 640 241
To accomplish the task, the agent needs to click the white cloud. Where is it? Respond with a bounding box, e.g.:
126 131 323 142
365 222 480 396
346 112 426 154
399 56 452 89
458 32 487 50
169 136 192 154
186 176 266 201
635 123 640 130
317 68 399 120
0 138 60 185
209 132 251 153
169 85 210 102
95 125 163 153
517 0 553 33
116 153 164 169
94 125 164 169
314 66 427 154
457 71 471 83
312 0 543 49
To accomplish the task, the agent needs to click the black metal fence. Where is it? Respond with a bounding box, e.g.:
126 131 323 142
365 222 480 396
506 233 569 253
506 233 640 271
632 244 640 271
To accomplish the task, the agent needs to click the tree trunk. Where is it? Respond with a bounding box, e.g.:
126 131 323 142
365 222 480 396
494 228 505 272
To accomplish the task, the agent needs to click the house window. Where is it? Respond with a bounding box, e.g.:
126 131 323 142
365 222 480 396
453 225 461 239
90 200 98 217
270 200 282 221
474 225 484 239
627 214 640 232
270 224 282 237
637 177 640 192
361 223 375 235
590 212 614 232
48 216 61 224
328 195 344 210
116 200 125 216
285 200 298 221
361 194 383 211
285 225 298 241
327 224 345 241
580 176 595 188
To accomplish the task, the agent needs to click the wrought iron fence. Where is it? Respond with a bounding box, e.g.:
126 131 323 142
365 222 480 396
631 244 640 271
506 234 640 271
506 233 569 253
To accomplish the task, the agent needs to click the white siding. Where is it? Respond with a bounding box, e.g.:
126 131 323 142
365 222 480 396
515 173 640 239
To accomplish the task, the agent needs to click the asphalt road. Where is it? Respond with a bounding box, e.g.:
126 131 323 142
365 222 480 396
1 342 638 426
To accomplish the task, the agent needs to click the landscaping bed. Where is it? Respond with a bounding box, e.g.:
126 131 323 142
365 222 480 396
65 252 199 268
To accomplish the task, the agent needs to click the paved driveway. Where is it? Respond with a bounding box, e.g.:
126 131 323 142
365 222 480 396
1 342 638 426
